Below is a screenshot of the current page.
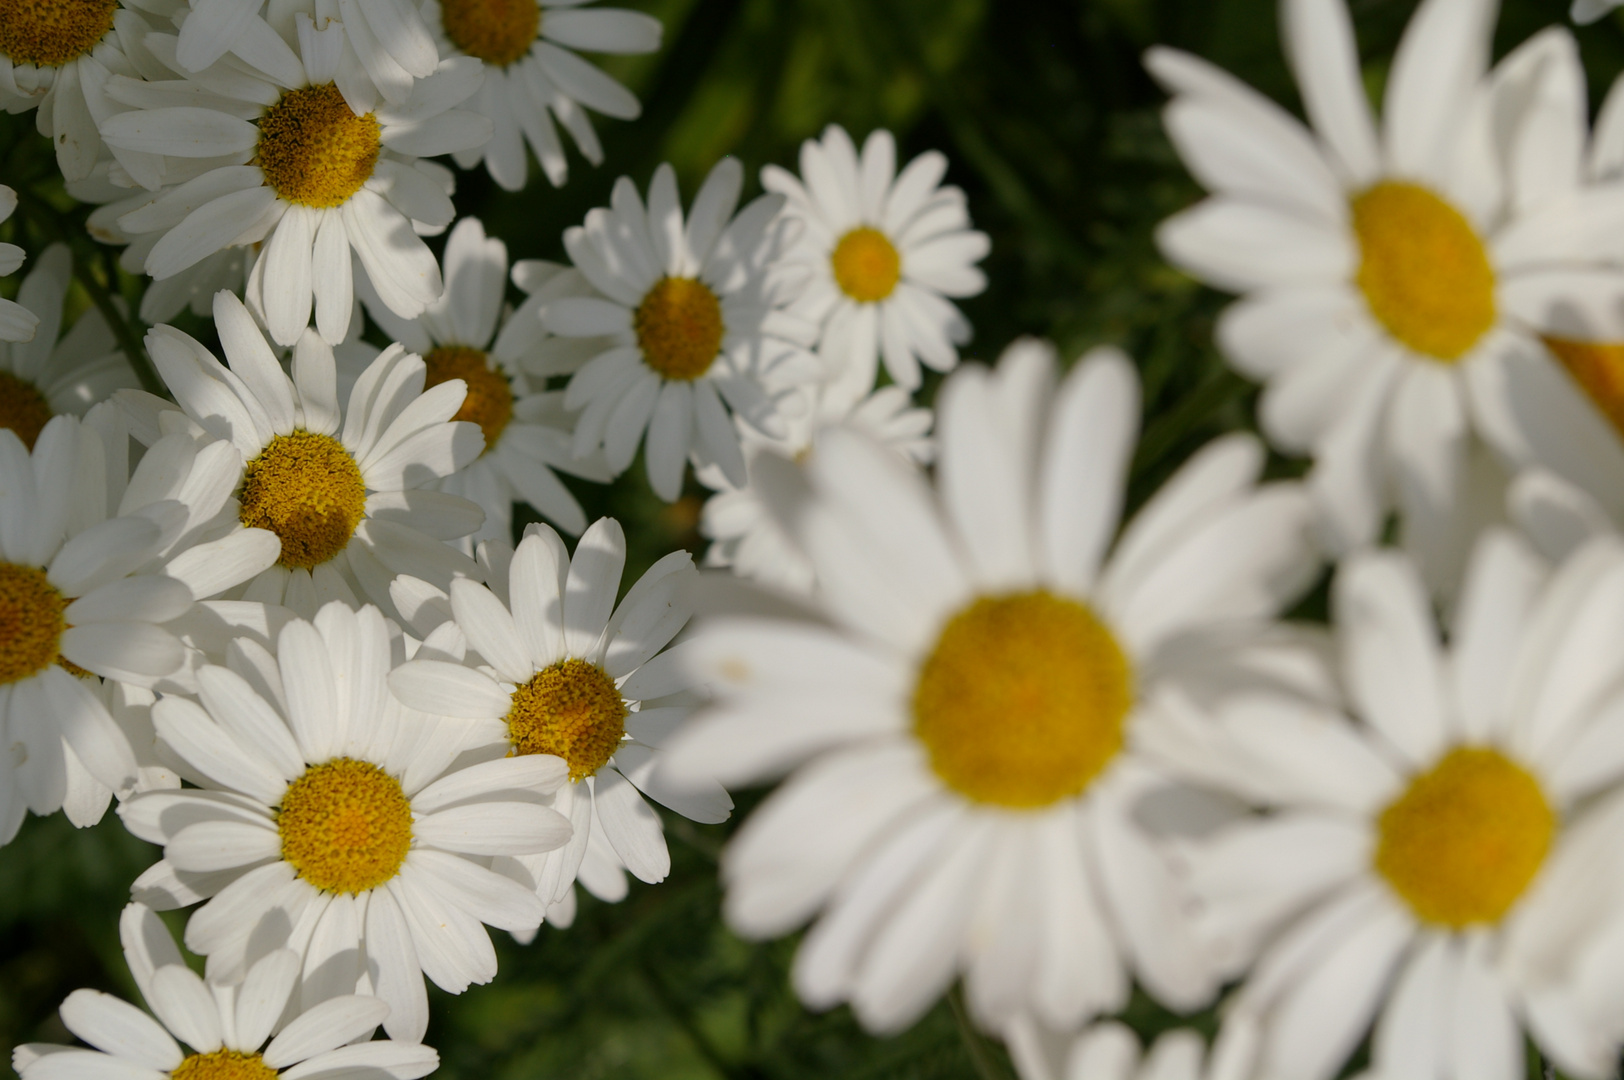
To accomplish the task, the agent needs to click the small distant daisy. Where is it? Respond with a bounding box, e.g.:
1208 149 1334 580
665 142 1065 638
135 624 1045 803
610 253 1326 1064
1004 1020 1211 1080
119 601 573 1041
763 125 989 402
360 216 610 547
428 0 661 190
0 185 36 342
15 903 437 1080
543 157 820 502
665 341 1320 1034
388 518 730 921
115 291 486 620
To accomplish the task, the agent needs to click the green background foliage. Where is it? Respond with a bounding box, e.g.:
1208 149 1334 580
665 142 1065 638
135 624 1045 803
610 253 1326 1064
4 0 1624 1076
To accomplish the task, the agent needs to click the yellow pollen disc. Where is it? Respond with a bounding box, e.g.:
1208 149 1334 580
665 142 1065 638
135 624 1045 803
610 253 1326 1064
1542 337 1624 440
1375 746 1555 929
238 430 367 571
635 277 726 381
278 757 413 894
0 371 52 451
170 1050 277 1080
0 562 67 686
256 84 381 209
831 226 902 304
1351 181 1496 362
0 0 116 67
506 658 627 781
423 345 514 452
912 591 1133 810
439 0 539 67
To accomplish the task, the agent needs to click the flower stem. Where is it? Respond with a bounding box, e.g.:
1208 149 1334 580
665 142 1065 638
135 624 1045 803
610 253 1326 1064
949 987 1012 1080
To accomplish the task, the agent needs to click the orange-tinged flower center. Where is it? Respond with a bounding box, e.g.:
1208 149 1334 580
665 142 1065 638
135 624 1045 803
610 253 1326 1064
439 0 539 67
278 757 413 893
0 0 116 67
423 345 514 453
506 658 627 780
635 276 725 381
0 371 51 450
831 226 901 303
257 84 381 208
238 430 367 570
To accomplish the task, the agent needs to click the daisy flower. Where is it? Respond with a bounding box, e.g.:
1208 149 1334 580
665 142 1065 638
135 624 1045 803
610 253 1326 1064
14 902 437 1080
763 124 989 402
1160 533 1624 1080
387 518 730 924
98 24 491 346
360 216 610 547
1004 1020 1213 1080
1150 0 1624 596
427 0 660 190
116 291 487 620
0 185 36 342
663 340 1320 1034
119 601 574 1041
543 157 820 502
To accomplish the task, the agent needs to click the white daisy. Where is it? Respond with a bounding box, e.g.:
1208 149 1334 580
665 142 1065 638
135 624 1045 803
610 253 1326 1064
663 340 1320 1034
1004 1020 1212 1080
115 291 487 620
119 600 574 1041
0 185 37 342
1155 533 1624 1080
1151 0 1624 596
763 124 989 403
428 0 660 190
14 902 437 1080
97 21 491 346
360 216 610 548
387 518 730 924
542 157 820 502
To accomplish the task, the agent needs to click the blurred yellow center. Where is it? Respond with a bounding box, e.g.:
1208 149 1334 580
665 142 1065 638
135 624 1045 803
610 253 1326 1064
831 226 901 303
171 1050 277 1080
257 83 381 208
636 276 724 380
439 0 539 67
0 0 116 66
423 345 513 452
912 591 1133 809
238 431 367 570
1351 182 1496 362
0 372 51 450
1375 746 1554 928
0 562 66 685
1542 337 1624 440
506 658 627 781
278 757 413 894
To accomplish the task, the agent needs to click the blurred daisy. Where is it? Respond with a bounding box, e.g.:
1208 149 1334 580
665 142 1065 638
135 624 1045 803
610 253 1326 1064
119 601 573 1040
361 216 609 547
1004 1020 1212 1080
388 519 729 924
544 158 820 502
14 903 438 1080
115 291 486 619
665 341 1320 1034
1151 1 1624 596
0 186 36 342
428 0 660 189
764 125 988 403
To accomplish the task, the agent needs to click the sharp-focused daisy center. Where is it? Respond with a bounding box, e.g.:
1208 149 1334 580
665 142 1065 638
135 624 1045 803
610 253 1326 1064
424 345 513 451
831 226 901 303
0 561 67 686
439 0 539 67
1375 746 1554 928
635 276 725 380
0 0 116 67
1351 181 1496 362
170 1050 278 1080
0 371 52 450
506 658 627 780
256 83 381 209
912 590 1133 809
238 430 368 570
1542 337 1624 439
278 757 413 894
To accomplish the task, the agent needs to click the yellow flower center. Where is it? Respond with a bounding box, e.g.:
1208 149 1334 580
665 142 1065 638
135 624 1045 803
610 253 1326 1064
0 562 67 686
1351 181 1496 362
1375 746 1555 929
506 658 627 781
439 0 539 67
912 591 1134 809
635 277 725 381
831 226 902 304
170 1050 277 1080
0 0 116 67
238 431 368 571
256 84 381 209
278 757 413 894
1542 337 1624 440
423 345 513 453
0 371 52 451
